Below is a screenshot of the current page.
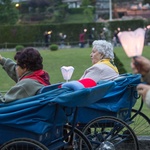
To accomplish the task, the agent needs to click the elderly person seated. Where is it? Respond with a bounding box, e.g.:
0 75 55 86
0 47 50 102
62 40 119 90
80 40 119 82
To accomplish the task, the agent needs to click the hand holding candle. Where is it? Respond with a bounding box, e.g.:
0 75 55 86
118 28 150 108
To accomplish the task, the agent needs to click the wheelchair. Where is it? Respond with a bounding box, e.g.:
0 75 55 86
75 73 150 150
0 78 115 150
37 73 150 150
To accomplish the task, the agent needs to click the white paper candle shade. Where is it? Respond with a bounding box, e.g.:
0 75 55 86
61 66 74 82
118 28 145 57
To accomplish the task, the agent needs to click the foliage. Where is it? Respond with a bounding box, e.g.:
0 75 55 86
143 0 150 4
0 0 19 25
28 0 50 8
114 53 127 74
90 0 96 5
0 19 146 48
51 4 68 23
82 0 91 6
49 44 58 51
15 45 24 51
109 19 145 38
83 7 94 22
19 0 65 23
67 8 84 14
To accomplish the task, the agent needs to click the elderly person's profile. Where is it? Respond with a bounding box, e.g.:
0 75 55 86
80 40 119 83
62 40 119 91
0 47 50 102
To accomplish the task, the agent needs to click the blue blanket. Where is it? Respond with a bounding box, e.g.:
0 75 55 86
76 73 141 123
0 80 115 135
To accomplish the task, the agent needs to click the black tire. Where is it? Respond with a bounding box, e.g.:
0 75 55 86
0 138 49 150
130 109 150 136
63 124 92 150
82 116 139 150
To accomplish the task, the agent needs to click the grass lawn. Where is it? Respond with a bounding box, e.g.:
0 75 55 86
0 46 149 122
64 14 93 23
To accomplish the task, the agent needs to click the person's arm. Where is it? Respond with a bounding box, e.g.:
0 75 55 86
142 71 150 84
145 90 150 108
137 83 150 108
131 56 150 84
0 79 43 102
131 56 150 75
0 83 29 102
80 64 118 83
0 55 18 82
80 66 102 83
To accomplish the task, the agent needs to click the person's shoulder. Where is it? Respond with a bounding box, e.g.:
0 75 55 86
18 78 44 89
94 63 117 71
93 63 109 68
18 78 42 86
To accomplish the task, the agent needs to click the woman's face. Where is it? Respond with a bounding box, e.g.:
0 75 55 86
16 64 27 78
90 48 103 64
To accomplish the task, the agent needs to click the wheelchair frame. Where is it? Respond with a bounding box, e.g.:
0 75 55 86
0 73 149 150
0 79 115 150
79 74 150 150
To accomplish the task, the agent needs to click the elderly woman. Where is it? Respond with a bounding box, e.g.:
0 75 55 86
0 47 50 102
62 40 119 90
80 40 119 83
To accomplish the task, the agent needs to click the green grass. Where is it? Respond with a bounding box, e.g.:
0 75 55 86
41 13 93 24
0 48 92 90
1 46 150 88
0 46 150 123
64 14 93 23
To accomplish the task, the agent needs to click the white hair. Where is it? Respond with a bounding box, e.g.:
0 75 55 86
92 40 114 60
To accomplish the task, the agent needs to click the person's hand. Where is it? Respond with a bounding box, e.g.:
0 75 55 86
131 56 150 76
0 55 2 61
137 83 150 100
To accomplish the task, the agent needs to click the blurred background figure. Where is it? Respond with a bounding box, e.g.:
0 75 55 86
88 28 95 47
79 29 87 48
99 28 106 40
144 25 150 46
112 29 120 47
112 30 118 47
44 31 51 47
59 33 67 49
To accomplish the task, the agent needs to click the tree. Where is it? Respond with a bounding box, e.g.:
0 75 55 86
0 0 19 25
90 0 96 5
143 0 150 4
28 0 50 8
52 4 68 23
82 0 91 6
84 8 94 22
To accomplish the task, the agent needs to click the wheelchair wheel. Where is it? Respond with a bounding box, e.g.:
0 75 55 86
130 109 150 136
82 116 139 150
0 138 48 150
63 124 92 150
